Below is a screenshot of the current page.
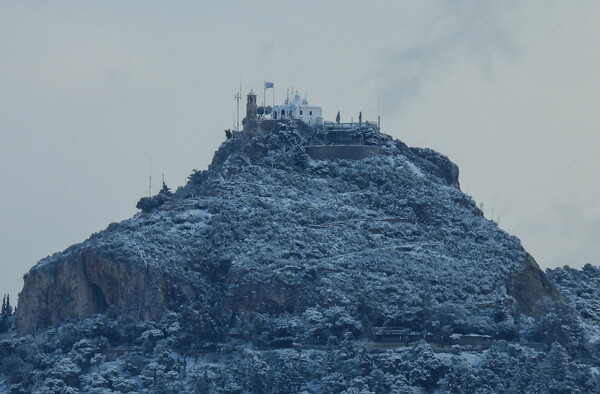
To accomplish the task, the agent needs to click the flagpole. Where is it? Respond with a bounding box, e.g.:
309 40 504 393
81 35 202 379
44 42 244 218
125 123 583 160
263 82 274 116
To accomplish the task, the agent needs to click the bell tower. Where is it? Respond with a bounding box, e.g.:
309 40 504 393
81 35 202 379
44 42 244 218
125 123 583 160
246 89 258 119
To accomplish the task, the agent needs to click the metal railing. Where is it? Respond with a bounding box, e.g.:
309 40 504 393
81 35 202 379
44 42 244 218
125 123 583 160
323 121 379 130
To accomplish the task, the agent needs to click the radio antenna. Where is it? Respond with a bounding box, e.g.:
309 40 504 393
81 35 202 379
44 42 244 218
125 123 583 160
148 158 152 197
377 95 381 130
234 82 241 132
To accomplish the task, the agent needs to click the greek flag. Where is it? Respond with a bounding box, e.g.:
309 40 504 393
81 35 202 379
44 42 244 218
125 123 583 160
264 82 274 89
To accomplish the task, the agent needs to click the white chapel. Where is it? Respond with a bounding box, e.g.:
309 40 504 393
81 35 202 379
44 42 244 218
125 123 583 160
272 91 323 126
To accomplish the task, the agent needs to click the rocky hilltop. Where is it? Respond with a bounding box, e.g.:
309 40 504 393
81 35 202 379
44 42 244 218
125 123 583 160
17 121 556 335
4 121 597 393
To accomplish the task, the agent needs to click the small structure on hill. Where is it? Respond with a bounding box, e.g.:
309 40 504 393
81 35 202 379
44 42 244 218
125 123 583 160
241 86 382 160
242 88 378 133
272 91 324 126
246 89 258 120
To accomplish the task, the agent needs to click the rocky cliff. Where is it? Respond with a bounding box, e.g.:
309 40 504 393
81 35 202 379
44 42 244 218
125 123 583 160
16 121 559 336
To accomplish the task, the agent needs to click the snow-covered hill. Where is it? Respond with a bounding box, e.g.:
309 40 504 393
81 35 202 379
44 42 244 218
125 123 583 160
1 121 597 392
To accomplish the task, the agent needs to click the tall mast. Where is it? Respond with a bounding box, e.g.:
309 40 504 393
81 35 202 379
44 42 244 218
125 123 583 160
234 83 241 132
377 95 381 130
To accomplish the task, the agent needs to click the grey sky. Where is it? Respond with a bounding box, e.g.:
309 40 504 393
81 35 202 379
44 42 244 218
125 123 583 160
1 1 599 302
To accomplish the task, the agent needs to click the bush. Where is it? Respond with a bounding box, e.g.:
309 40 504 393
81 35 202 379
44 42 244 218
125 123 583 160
136 195 166 213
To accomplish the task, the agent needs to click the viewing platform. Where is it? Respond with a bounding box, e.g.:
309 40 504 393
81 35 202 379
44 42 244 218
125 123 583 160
323 121 380 132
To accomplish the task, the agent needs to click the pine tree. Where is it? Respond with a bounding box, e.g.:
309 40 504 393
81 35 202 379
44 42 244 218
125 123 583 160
542 342 579 393
245 353 270 393
159 181 172 196
6 294 11 316
0 294 9 333
336 111 341 123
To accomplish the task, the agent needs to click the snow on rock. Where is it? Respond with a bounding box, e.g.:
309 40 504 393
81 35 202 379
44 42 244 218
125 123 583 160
16 122 558 339
2 121 599 392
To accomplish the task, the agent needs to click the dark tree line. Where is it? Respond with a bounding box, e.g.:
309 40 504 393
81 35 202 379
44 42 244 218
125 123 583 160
0 293 14 333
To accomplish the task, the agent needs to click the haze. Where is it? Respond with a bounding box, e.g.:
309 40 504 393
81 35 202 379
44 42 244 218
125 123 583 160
1 1 599 302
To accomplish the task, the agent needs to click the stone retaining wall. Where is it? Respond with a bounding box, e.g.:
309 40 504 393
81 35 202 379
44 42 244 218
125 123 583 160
307 145 380 161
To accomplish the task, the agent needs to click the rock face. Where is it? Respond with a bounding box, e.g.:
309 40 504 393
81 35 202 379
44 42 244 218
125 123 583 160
17 121 559 336
17 248 167 333
510 254 561 314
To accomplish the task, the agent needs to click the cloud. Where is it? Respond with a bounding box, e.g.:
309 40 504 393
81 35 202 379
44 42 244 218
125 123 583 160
376 1 517 113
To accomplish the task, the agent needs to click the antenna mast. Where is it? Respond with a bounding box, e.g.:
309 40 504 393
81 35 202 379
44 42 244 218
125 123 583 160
148 158 152 197
377 95 381 130
234 85 241 132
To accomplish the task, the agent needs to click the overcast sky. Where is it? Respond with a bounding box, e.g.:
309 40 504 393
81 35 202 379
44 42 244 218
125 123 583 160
1 1 599 302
